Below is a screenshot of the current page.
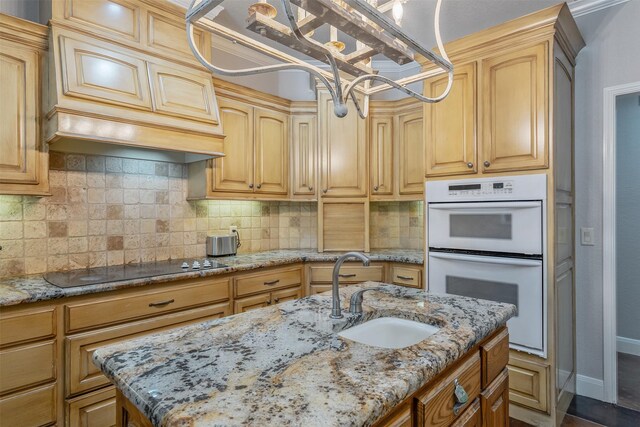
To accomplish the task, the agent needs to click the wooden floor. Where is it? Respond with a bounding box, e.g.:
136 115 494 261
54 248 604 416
618 352 640 412
510 415 604 427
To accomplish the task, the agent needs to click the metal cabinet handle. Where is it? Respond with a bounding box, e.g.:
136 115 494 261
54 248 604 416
484 161 491 168
467 162 474 169
274 297 280 303
308 185 313 191
264 279 280 285
267 300 272 305
397 275 414 281
373 186 379 191
256 184 262 189
452 379 469 415
249 183 254 189
323 189 328 194
338 273 357 278
148 299 175 308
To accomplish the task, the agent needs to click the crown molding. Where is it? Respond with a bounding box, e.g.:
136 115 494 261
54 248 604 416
569 0 630 17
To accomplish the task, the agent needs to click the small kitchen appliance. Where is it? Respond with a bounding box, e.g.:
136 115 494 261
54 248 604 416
426 174 547 356
206 232 240 257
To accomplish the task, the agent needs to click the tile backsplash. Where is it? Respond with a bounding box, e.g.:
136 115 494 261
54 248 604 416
0 152 316 278
0 152 422 278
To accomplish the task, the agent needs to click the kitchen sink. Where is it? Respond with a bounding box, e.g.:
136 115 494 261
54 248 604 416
338 317 439 349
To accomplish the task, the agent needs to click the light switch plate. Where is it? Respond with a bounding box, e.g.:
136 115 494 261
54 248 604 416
581 227 595 246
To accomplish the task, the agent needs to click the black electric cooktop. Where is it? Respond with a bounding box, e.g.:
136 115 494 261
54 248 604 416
43 258 228 288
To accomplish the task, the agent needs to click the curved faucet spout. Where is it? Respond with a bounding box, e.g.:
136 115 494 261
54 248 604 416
330 252 371 319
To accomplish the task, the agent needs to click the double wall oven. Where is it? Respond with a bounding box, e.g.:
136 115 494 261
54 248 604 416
426 175 547 356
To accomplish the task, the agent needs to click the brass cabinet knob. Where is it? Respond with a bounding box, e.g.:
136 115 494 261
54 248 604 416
467 162 474 169
323 189 328 194
249 183 254 189
274 298 280 303
374 186 379 191
256 184 262 189
308 185 313 191
484 161 491 168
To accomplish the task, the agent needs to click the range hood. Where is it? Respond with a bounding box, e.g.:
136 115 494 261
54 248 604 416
44 0 225 162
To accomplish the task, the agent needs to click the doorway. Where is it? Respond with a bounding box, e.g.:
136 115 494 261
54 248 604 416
614 91 640 411
602 82 640 408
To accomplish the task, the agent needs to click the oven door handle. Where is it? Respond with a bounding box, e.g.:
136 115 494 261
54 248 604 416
428 201 541 210
428 252 542 267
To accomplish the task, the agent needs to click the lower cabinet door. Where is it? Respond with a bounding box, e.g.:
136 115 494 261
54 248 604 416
271 286 303 305
309 284 332 295
0 383 56 427
452 398 481 427
67 386 116 427
234 293 272 313
481 369 509 427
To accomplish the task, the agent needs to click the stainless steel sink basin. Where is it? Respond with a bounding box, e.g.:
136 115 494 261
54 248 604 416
338 317 439 349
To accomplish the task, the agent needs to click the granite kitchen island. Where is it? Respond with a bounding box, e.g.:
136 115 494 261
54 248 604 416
93 283 516 427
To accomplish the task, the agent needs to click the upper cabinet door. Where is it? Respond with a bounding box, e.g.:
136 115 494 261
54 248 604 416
369 116 394 197
398 110 424 194
318 91 367 198
291 114 317 197
62 0 141 42
254 108 288 195
425 62 477 177
148 62 219 124
482 43 548 172
213 99 254 193
59 35 152 110
0 43 40 186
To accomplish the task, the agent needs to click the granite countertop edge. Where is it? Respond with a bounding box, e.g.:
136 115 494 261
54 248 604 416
0 249 424 307
92 284 516 427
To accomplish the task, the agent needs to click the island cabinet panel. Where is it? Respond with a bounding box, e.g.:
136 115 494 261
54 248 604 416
424 63 477 177
65 278 230 333
116 389 152 427
67 386 116 427
481 369 509 426
0 383 57 427
481 43 548 173
373 400 412 427
66 303 230 397
415 352 482 427
451 398 481 427
481 329 510 389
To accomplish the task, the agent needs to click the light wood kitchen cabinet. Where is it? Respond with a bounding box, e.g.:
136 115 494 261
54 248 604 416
397 109 424 194
318 90 368 198
424 62 477 177
0 14 49 196
452 399 482 427
290 112 317 198
192 95 290 199
481 44 547 172
0 383 57 427
370 115 394 196
388 264 423 289
67 386 116 427
233 265 304 313
481 369 509 426
234 293 273 313
254 107 289 195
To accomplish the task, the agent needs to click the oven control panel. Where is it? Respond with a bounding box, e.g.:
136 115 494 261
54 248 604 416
447 181 514 196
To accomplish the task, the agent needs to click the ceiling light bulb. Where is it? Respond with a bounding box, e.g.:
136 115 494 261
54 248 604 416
392 0 403 25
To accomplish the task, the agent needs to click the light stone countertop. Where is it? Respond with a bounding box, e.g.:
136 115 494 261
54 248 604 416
0 249 423 307
93 283 516 427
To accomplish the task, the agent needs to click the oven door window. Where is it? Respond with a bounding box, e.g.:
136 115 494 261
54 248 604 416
446 276 518 315
450 214 513 240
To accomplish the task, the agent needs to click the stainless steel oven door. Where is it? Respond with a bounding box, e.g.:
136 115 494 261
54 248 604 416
428 251 544 354
428 201 543 255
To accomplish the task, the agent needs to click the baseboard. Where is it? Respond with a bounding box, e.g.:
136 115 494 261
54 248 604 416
576 374 605 401
617 336 640 356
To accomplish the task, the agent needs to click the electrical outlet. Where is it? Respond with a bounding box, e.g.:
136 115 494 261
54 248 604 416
581 227 595 246
229 226 238 233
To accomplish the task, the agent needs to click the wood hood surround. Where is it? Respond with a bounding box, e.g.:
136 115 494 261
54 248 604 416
44 0 224 159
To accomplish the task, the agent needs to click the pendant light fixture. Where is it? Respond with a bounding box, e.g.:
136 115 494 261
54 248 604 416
186 0 453 118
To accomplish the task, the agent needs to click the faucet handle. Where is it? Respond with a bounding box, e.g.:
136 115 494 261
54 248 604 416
349 288 379 314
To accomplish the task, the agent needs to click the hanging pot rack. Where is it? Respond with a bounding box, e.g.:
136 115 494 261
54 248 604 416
186 0 454 118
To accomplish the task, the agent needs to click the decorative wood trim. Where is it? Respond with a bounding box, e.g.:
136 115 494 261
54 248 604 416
0 13 49 50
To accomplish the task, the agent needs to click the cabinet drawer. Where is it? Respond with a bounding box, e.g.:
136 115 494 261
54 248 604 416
235 267 302 297
415 352 481 427
0 340 56 395
481 328 509 388
390 265 422 288
451 398 481 427
309 284 332 295
0 307 56 347
0 383 56 427
67 386 116 427
65 278 230 333
508 353 548 412
309 265 384 283
271 286 303 304
66 303 229 397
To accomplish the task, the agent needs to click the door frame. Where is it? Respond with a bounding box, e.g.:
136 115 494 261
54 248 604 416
602 81 640 403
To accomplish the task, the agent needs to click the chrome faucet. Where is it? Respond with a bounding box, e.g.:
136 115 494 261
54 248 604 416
330 252 370 319
348 288 379 314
